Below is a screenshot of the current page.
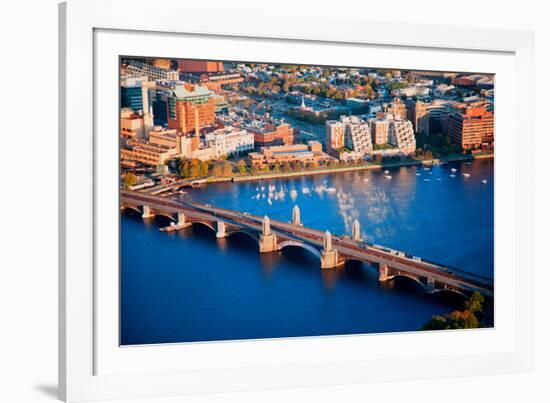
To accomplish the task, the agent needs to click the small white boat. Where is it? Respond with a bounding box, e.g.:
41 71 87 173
384 170 389 174
384 175 392 179
451 168 457 172
267 198 272 205
423 179 431 182
416 173 421 176
325 187 337 193
463 173 470 178
450 174 456 178
436 178 442 181
482 179 488 184
364 178 369 182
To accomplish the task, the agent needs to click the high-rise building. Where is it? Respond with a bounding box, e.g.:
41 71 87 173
446 102 494 150
406 100 429 134
178 60 224 73
370 115 390 145
167 83 216 134
368 113 416 156
388 98 407 121
326 116 372 158
121 76 147 111
325 119 345 151
389 119 416 155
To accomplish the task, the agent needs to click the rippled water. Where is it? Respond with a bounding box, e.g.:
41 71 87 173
120 158 493 345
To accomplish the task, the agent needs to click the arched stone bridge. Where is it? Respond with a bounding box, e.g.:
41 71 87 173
121 190 494 299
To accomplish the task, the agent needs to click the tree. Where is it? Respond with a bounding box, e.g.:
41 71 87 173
273 162 281 174
291 161 303 171
179 159 190 178
199 161 209 177
306 160 319 170
250 165 260 175
421 315 448 330
236 159 247 175
281 161 292 174
328 159 339 169
211 164 223 177
123 172 138 188
464 292 484 314
189 159 201 178
222 162 233 177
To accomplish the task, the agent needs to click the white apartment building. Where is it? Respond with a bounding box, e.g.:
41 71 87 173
368 113 416 156
326 116 372 158
389 119 416 155
204 126 254 158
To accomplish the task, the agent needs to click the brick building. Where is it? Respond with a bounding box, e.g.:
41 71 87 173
167 83 216 134
178 60 224 73
446 102 494 150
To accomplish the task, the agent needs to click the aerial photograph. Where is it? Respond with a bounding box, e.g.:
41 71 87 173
119 57 494 345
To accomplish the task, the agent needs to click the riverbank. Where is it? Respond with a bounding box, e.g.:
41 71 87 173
198 153 494 185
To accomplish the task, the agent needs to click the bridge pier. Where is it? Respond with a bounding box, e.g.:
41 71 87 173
426 277 436 293
216 221 227 238
165 212 191 230
378 263 391 282
142 205 155 219
259 216 278 252
321 231 341 269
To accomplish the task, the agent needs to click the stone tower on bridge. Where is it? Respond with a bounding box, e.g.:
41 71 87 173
351 219 362 241
321 230 340 269
292 205 302 226
259 215 278 253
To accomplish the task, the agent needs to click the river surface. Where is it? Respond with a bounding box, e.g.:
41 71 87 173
120 158 494 345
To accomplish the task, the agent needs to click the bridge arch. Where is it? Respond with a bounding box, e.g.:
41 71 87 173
153 211 176 221
390 273 427 290
278 240 322 259
189 220 217 233
430 288 468 299
225 229 260 243
121 205 141 215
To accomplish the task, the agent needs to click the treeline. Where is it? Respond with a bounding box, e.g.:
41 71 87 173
175 154 409 180
421 292 487 330
416 132 462 158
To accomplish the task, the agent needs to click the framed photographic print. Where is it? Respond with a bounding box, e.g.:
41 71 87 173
59 0 534 401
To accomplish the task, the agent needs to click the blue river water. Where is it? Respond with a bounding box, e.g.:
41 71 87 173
120 158 494 345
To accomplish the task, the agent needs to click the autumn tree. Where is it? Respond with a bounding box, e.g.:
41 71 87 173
179 159 190 178
211 164 223 177
236 159 247 175
222 162 233 177
189 159 201 178
123 172 138 188
464 292 484 315
199 161 209 177
281 161 292 173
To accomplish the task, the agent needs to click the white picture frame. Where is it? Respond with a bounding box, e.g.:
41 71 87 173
59 0 534 401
